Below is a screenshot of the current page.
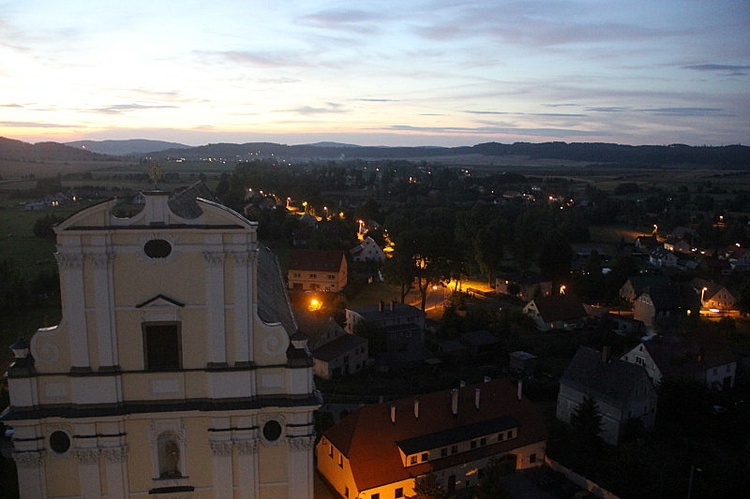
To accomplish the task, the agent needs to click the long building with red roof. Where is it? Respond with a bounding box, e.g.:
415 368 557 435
316 378 547 498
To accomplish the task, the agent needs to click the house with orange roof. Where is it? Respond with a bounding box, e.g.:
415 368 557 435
316 379 547 498
287 249 347 292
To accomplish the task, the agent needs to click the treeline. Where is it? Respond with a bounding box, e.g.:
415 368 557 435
0 260 60 313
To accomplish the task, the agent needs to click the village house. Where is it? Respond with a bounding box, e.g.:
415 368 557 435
459 330 502 357
287 249 348 292
495 273 553 300
620 333 737 390
633 284 700 334
522 295 588 331
346 301 426 354
634 234 660 252
557 347 657 445
649 247 679 268
294 312 368 380
690 277 736 312
619 275 671 302
349 236 386 262
317 379 547 499
663 237 693 255
508 351 538 376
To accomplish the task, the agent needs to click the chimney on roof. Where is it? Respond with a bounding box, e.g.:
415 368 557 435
390 404 396 424
379 300 384 312
474 388 480 410
451 389 459 416
602 345 610 363
414 398 420 419
517 379 523 401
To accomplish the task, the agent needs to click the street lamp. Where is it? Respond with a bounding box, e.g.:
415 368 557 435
700 287 708 308
687 465 702 499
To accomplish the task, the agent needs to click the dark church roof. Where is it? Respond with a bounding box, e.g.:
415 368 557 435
168 181 217 219
257 246 298 336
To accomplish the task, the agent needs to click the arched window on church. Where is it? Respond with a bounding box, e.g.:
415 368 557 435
157 432 182 478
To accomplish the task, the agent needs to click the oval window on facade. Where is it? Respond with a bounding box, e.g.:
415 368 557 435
49 431 71 454
144 239 172 258
262 420 282 442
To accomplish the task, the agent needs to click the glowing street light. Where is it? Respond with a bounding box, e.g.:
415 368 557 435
308 298 322 312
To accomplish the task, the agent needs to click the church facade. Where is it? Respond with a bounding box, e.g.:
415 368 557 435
3 190 320 498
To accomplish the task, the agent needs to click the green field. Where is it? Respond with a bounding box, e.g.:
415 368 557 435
0 194 76 277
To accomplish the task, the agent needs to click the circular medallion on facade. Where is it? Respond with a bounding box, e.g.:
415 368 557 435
262 420 282 442
49 430 71 454
144 239 173 258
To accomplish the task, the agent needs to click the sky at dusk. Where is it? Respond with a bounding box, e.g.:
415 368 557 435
1 0 749 147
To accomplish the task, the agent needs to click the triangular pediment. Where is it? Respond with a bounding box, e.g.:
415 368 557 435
136 294 185 309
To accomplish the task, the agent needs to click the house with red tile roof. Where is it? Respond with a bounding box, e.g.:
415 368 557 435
287 249 347 292
316 379 547 499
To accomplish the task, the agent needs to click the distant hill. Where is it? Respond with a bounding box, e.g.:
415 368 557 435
151 142 455 162
0 136 108 161
148 140 750 168
2 136 749 168
65 139 190 156
305 141 362 148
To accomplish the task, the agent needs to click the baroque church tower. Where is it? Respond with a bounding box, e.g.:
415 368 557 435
3 189 320 498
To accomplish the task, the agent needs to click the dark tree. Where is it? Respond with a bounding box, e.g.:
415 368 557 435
33 214 64 240
474 458 511 499
570 393 604 447
408 473 448 499
352 320 387 355
473 222 504 287
538 229 573 286
736 276 750 316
